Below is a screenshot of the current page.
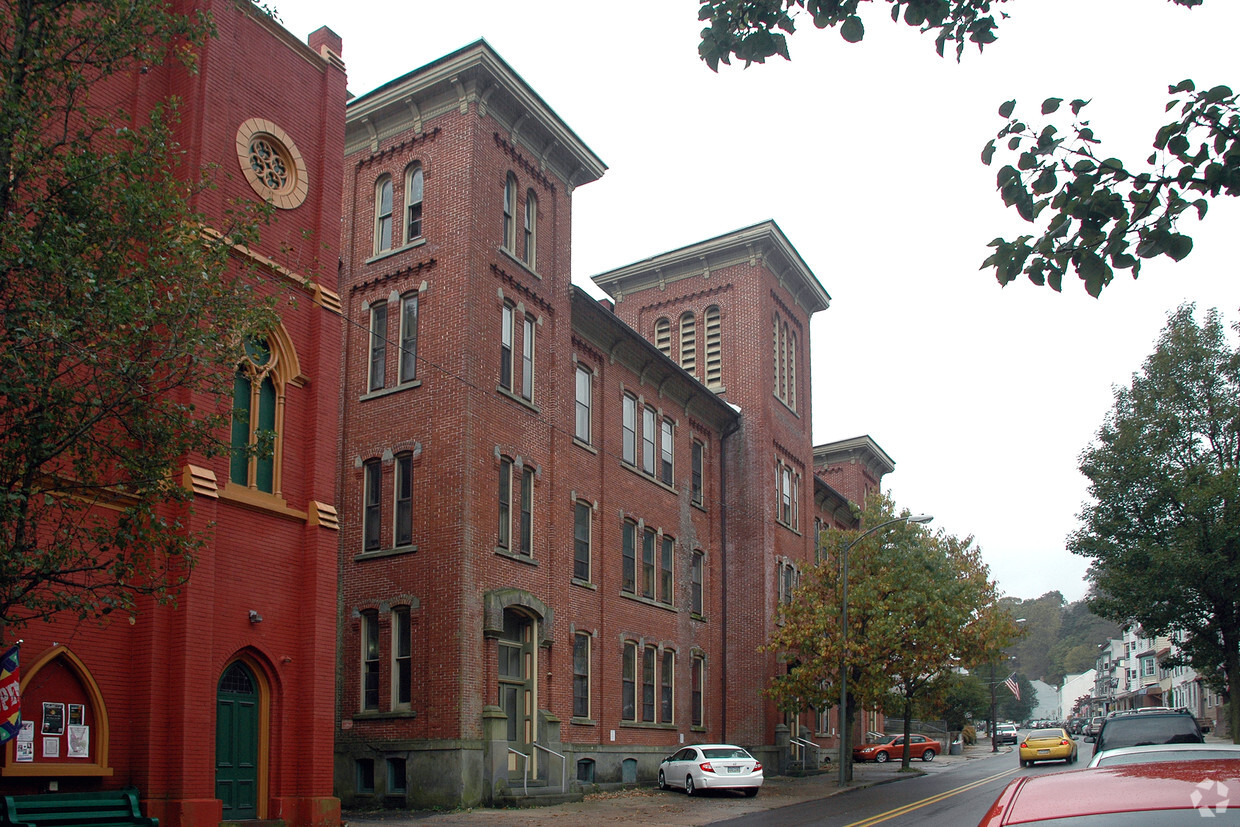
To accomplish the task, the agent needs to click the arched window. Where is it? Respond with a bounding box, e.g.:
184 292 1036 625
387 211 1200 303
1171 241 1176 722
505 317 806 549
229 327 299 497
503 173 517 251
679 311 697 377
654 317 671 358
523 189 537 269
374 176 393 253
405 164 424 242
231 339 278 494
704 305 722 389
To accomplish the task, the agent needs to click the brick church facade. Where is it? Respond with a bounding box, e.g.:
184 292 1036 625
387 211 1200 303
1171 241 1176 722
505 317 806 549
0 2 345 825
335 41 893 808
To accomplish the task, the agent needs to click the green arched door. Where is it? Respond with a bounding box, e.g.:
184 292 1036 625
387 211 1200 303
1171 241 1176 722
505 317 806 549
216 662 259 818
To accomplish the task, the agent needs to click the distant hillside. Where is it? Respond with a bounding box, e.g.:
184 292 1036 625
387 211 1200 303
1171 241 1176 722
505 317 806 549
1000 592 1121 686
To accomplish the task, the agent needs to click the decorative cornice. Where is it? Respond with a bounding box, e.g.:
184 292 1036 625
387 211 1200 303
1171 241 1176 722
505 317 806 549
592 220 829 317
355 127 441 170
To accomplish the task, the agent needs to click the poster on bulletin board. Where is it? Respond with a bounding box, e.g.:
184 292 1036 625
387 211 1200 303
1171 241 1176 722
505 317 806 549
41 702 64 735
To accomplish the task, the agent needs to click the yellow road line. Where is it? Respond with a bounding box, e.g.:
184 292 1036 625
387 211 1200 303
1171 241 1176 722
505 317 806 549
843 767 1021 827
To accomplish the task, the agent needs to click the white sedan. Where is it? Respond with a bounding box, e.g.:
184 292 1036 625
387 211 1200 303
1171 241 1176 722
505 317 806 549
658 744 763 797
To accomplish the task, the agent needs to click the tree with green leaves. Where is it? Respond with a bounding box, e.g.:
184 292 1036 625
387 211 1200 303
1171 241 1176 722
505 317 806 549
766 492 1018 776
1071 304 1240 743
696 0 1228 298
0 0 275 634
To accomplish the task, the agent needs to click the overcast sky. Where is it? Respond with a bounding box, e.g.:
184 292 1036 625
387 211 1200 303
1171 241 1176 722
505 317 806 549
279 0 1240 603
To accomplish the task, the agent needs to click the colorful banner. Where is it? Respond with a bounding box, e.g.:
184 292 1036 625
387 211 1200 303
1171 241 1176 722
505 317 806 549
0 644 20 743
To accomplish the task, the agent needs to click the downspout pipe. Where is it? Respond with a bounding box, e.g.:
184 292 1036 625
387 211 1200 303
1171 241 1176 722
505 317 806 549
718 415 741 742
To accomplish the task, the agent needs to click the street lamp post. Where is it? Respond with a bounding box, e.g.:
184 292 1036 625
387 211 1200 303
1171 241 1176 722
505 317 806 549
837 513 933 787
989 619 1025 753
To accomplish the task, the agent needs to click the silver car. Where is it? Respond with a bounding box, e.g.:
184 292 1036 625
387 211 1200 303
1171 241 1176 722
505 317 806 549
658 743 763 796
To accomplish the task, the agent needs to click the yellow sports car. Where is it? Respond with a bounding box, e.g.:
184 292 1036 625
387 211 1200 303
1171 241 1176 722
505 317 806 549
1019 727 1078 767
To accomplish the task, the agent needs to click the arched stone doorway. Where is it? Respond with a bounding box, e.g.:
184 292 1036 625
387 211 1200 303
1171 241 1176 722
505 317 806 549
216 660 268 819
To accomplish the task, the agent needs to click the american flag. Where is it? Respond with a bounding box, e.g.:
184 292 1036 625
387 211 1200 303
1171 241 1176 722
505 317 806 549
1004 672 1020 701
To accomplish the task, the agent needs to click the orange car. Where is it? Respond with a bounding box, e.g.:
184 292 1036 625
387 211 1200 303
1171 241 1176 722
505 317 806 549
853 734 942 763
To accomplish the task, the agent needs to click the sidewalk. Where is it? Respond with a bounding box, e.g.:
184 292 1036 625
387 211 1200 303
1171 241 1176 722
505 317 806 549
344 743 998 827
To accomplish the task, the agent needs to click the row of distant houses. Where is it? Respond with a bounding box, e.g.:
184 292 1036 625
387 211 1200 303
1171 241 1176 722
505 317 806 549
1058 627 1228 736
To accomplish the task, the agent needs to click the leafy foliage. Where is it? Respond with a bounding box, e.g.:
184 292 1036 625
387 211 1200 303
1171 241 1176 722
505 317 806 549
982 83 1240 296
0 0 277 632
765 491 1018 772
1071 305 1240 742
697 1 1226 299
697 0 1014 70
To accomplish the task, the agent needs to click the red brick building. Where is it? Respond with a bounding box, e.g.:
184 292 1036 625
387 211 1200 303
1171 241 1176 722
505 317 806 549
335 41 893 808
0 3 346 825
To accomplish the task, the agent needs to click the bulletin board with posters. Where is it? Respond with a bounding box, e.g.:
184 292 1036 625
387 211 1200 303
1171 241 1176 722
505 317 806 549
2 645 112 777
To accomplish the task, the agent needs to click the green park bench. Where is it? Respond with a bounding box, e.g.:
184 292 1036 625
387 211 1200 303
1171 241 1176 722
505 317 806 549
0 788 156 827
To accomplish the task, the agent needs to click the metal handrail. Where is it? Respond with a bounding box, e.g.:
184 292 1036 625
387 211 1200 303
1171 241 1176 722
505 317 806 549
790 736 826 767
532 742 567 793
508 747 529 796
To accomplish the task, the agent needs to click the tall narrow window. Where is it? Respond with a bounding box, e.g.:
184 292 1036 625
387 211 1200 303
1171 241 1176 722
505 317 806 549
704 306 722 388
369 302 387 392
621 642 637 722
642 406 656 475
691 440 704 507
661 650 674 723
573 632 590 719
503 174 517 251
392 606 411 708
621 519 636 594
642 645 656 722
654 318 671 357
375 176 393 253
405 164 424 242
622 395 636 465
573 500 591 581
679 312 697 377
575 366 592 443
519 466 533 556
498 457 512 550
521 316 535 401
500 303 514 392
691 655 704 727
363 459 381 551
660 419 674 486
788 329 797 409
523 189 537 269
398 293 418 383
641 527 656 599
779 463 793 526
231 337 281 494
394 452 412 547
659 535 674 605
691 550 704 616
362 610 380 711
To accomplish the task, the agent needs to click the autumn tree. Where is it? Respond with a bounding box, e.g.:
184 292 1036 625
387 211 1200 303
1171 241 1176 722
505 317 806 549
696 0 1230 298
766 492 1017 776
1072 304 1240 743
0 0 276 635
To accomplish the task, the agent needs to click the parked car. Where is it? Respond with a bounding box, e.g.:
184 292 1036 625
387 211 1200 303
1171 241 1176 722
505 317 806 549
657 744 763 797
994 723 1019 745
1088 742 1240 768
978 759 1240 824
852 733 942 763
1092 708 1203 756
1018 727 1078 767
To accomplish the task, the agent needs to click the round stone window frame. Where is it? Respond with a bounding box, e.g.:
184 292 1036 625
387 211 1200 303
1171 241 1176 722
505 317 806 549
236 118 309 210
